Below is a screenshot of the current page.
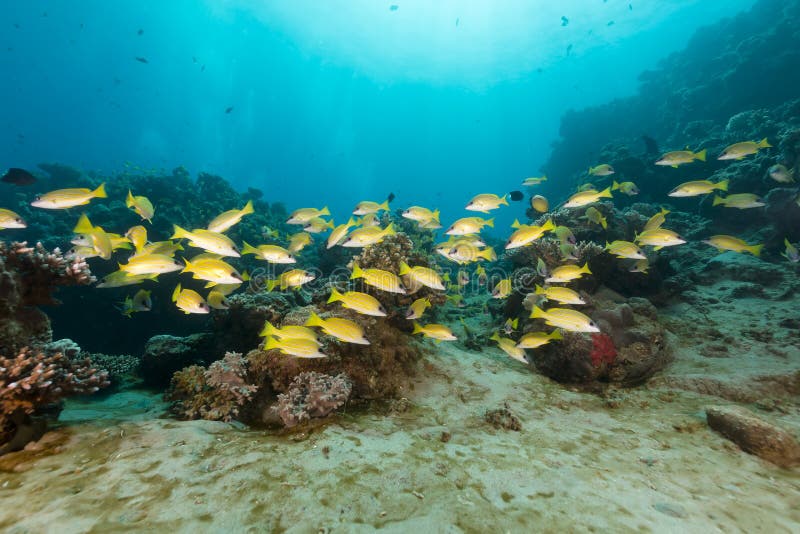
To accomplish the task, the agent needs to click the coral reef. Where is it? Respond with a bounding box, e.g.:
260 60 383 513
0 242 94 355
273 371 352 428
530 289 670 386
484 403 522 431
0 348 109 453
166 352 257 422
140 333 215 387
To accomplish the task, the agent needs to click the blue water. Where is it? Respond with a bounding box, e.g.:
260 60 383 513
1 0 756 232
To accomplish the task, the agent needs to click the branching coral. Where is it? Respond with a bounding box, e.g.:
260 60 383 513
1 348 109 451
166 352 257 422
273 371 352 428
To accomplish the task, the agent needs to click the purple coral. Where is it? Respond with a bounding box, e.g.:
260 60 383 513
274 372 352 428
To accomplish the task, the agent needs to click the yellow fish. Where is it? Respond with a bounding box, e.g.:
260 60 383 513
465 193 508 213
260 321 319 342
306 312 369 345
171 225 240 257
545 263 591 283
119 289 152 317
604 240 646 260
120 253 183 276
287 206 330 224
340 223 396 248
718 138 771 160
126 225 148 252
126 190 155 222
584 207 607 229
643 208 670 231
446 244 496 264
630 258 650 274
327 217 357 249
655 149 706 167
328 287 387 317
668 179 728 197
356 213 381 228
712 193 765 209
563 187 612 208
0 208 26 230
133 240 183 258
405 297 431 319
491 278 512 299
172 284 210 314
516 330 563 349
31 183 106 209
287 232 312 253
522 175 547 186
611 180 639 196
399 262 445 290
445 217 493 236
783 238 799 263
401 206 440 224
351 263 405 293
207 200 254 233
490 332 527 363
242 241 295 263
183 256 243 285
353 199 391 215
266 269 316 291
702 235 762 256
553 225 576 245
534 285 585 305
304 217 335 234
263 336 326 358
588 164 614 176
530 306 599 333
635 228 686 250
72 213 113 260
412 322 457 342
96 271 158 288
505 219 555 250
530 195 549 213
768 164 795 184
207 290 231 310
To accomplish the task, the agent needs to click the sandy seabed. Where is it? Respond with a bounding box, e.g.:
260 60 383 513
1 279 799 533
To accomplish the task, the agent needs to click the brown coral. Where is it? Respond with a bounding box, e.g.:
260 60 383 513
273 371 352 428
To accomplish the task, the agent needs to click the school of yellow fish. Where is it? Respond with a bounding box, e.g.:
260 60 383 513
0 136 798 363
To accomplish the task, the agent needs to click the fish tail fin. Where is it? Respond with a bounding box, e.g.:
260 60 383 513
580 262 592 274
660 208 670 216
717 179 729 192
611 180 620 191
326 219 335 229
182 258 193 273
748 244 763 257
432 209 440 222
542 175 547 181
265 279 278 292
241 200 255 215
93 183 107 198
542 219 555 232
264 336 280 350
378 200 390 211
320 206 331 217
550 329 563 341
600 216 608 230
172 284 181 302
398 261 412 275
412 321 423 335
712 195 725 206
695 148 707 162
126 190 135 208
73 213 93 233
534 284 545 295
241 270 251 282
328 287 343 303
481 247 497 262
489 332 500 342
260 321 277 337
241 241 258 255
511 219 521 229
500 194 509 206
511 318 518 329
171 224 190 240
383 222 396 236
305 312 324 328
351 263 364 279
346 217 356 226
599 186 613 198
529 306 547 320
486 218 494 228
759 138 771 148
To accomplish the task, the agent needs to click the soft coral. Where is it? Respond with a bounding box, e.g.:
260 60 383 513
590 333 616 367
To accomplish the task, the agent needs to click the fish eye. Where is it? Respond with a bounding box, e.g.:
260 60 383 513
34 195 41 201
15 218 23 223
